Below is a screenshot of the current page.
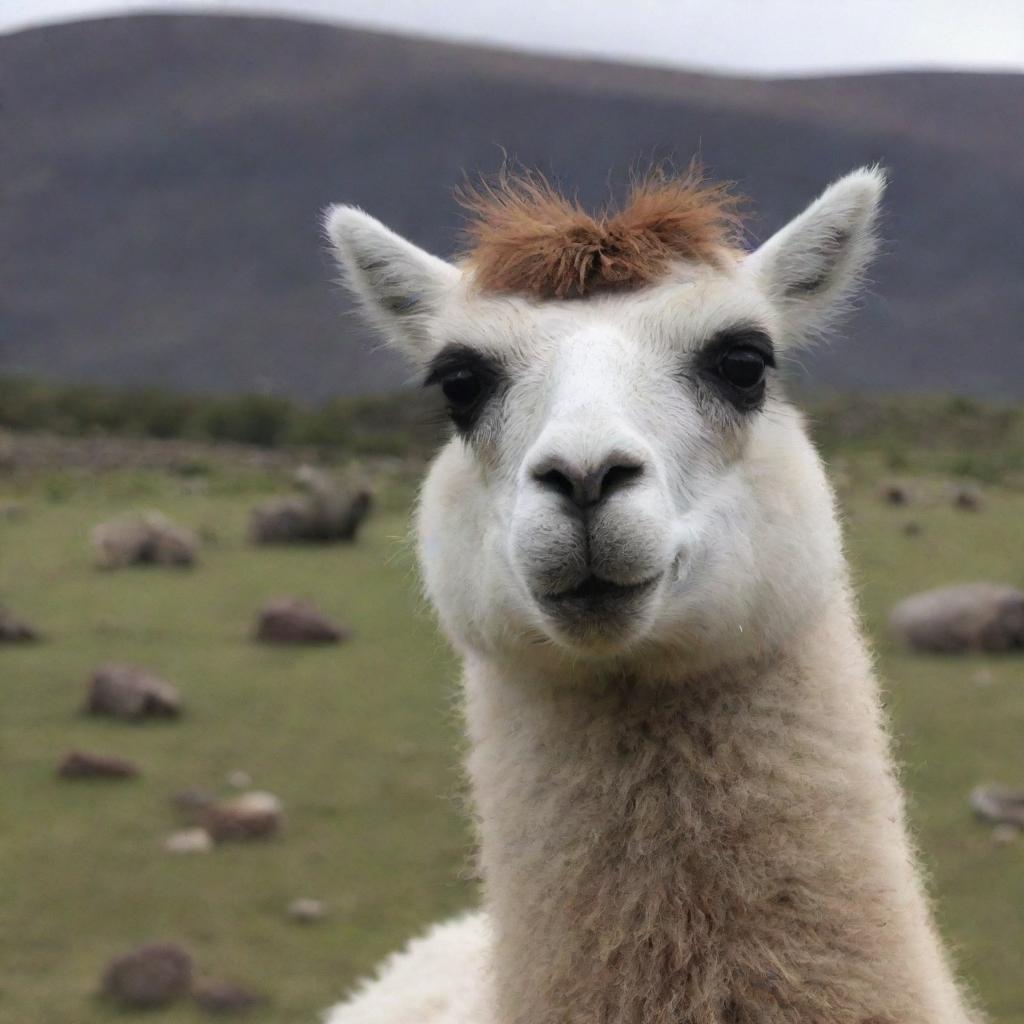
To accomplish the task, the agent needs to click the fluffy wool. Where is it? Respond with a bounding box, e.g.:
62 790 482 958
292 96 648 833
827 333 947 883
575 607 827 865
325 165 980 1024
459 170 743 299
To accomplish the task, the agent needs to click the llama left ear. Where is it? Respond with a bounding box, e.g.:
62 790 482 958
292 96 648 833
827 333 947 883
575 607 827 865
324 205 460 361
747 166 885 345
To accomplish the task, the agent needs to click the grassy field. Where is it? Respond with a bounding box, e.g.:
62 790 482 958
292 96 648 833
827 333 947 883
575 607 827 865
1 451 1023 1023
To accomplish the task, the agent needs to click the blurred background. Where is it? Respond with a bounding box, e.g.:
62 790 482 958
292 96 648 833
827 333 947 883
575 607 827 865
1 2 1022 1022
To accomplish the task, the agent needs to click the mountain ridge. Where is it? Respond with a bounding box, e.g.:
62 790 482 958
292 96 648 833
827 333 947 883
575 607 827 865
2 14 1021 398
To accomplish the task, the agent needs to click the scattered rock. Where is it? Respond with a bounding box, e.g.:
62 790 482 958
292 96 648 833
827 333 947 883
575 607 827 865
952 485 983 511
250 466 373 545
193 978 266 1015
880 481 910 505
971 784 1024 828
226 769 252 789
164 828 214 854
287 897 328 923
973 668 995 687
901 520 923 537
86 663 182 720
92 511 199 569
991 824 1020 846
58 750 139 780
254 598 348 645
101 942 193 1009
0 605 40 643
202 791 282 842
889 583 1024 654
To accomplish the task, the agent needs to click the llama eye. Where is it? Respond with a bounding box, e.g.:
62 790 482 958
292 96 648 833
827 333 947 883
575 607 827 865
716 347 767 390
425 345 504 435
441 369 483 409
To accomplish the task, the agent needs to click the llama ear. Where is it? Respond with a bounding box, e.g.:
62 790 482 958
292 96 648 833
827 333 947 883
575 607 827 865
324 205 460 359
746 166 885 345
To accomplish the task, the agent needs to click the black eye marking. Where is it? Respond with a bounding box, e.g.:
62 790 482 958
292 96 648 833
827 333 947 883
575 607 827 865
424 344 505 435
694 327 775 412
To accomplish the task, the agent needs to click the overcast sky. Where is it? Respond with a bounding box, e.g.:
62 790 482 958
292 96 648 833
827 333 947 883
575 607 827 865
3 0 1023 76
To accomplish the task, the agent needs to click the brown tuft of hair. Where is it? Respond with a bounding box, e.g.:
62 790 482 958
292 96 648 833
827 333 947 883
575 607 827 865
458 168 745 300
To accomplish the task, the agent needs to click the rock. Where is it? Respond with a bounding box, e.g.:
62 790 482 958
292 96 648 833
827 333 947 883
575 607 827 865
193 978 266 1015
92 511 199 569
203 791 282 842
971 784 1024 828
901 520 923 537
58 750 139 779
86 663 182 720
0 500 27 520
164 828 214 854
254 598 347 645
952 485 983 511
880 482 910 505
991 824 1020 845
0 605 40 643
249 468 373 545
101 942 193 1008
287 897 327 923
889 583 1024 654
226 769 252 789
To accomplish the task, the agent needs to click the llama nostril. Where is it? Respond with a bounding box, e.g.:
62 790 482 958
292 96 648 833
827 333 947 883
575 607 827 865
597 462 643 500
533 466 576 501
532 457 645 508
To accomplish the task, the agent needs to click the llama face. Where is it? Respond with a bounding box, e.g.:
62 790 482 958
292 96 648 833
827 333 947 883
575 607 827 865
327 168 883 668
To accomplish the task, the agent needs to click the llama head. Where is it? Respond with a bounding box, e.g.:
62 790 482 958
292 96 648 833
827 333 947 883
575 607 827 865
326 168 884 672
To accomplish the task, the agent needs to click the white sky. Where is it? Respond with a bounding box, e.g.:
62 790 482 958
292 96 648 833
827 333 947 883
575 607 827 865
2 0 1023 76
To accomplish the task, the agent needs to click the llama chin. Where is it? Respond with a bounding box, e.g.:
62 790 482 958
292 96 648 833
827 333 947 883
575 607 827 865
324 166 980 1024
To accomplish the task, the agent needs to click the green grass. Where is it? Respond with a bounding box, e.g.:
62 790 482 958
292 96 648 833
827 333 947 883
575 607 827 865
1 461 1023 1023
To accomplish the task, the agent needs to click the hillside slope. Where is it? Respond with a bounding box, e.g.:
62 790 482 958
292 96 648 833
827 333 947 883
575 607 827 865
2 15 1022 398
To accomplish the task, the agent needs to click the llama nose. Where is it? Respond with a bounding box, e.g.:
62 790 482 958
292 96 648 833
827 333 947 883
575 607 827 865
531 453 645 509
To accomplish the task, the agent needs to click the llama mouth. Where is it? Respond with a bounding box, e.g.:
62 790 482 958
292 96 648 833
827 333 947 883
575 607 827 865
540 574 662 619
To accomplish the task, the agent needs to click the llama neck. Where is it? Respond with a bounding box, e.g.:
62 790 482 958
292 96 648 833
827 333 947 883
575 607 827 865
463 599 972 1024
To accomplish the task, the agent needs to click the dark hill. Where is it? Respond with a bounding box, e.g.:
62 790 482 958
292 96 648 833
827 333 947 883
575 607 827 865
1 15 1022 399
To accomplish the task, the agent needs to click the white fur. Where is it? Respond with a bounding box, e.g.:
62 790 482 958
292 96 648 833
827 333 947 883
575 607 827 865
326 914 492 1024
325 169 978 1024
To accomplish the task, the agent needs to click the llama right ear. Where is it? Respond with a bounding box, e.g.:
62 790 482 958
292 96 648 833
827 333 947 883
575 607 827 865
746 166 885 346
324 206 460 360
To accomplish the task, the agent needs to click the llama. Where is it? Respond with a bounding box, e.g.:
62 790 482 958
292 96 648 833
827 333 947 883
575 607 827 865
324 168 979 1024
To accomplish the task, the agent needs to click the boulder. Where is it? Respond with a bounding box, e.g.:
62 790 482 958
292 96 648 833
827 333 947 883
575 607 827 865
101 942 193 1009
86 663 182 720
249 467 373 545
0 605 39 643
879 481 910 506
952 485 983 511
889 583 1024 653
92 511 199 569
254 598 347 645
287 897 328 924
58 750 139 780
970 784 1024 828
193 978 266 1015
202 791 282 842
164 828 214 854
